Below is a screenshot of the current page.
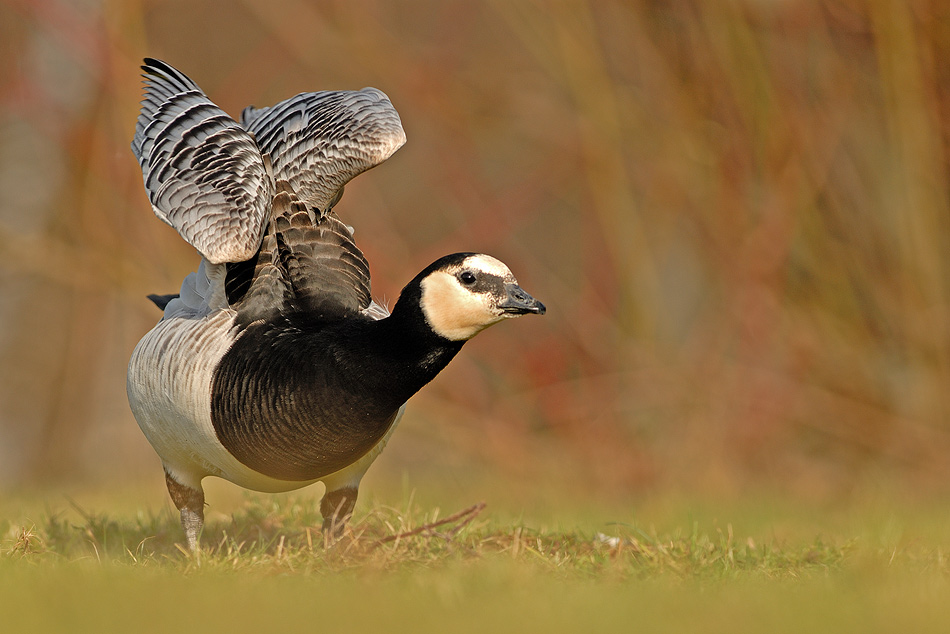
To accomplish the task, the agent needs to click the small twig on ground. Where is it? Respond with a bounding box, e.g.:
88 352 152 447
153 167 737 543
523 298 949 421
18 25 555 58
373 502 486 547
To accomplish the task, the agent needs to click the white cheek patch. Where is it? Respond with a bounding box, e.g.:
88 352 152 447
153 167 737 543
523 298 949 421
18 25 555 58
420 271 504 341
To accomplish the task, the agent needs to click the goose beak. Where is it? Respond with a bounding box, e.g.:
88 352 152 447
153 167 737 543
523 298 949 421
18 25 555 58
499 283 546 316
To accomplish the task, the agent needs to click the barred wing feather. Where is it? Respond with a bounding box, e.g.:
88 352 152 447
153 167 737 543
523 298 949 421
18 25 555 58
131 58 273 264
241 88 405 213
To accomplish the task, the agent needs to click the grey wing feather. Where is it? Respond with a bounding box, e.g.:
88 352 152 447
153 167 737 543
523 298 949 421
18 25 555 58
240 88 406 212
132 58 273 264
230 182 371 324
273 190 372 317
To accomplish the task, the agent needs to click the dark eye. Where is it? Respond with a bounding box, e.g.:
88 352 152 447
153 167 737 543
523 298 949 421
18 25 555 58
459 271 477 286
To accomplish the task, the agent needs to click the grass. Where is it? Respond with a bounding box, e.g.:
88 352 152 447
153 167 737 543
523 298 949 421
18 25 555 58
4 488 950 632
4 495 845 579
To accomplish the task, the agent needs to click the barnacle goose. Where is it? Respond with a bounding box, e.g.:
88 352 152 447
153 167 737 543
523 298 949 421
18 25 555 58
127 59 545 551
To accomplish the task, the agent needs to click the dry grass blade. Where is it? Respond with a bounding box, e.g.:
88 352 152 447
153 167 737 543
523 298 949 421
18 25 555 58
372 502 487 547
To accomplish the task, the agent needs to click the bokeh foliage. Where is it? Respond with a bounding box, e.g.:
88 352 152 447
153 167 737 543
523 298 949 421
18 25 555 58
2 0 950 499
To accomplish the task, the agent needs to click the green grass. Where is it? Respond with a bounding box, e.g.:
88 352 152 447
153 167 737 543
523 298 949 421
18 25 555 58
4 489 950 632
4 495 846 579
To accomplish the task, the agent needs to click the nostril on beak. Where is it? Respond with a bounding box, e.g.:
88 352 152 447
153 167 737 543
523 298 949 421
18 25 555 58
500 282 544 315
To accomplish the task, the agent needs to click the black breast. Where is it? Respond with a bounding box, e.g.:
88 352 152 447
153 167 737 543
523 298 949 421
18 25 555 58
210 313 460 481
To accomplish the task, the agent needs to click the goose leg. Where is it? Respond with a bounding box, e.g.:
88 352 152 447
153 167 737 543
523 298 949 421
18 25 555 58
164 470 205 552
321 485 358 538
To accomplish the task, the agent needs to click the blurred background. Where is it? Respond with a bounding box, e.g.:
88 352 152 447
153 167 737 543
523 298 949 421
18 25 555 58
2 0 950 507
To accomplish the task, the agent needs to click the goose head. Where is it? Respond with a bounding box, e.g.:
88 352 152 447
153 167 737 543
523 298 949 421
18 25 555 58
395 252 545 342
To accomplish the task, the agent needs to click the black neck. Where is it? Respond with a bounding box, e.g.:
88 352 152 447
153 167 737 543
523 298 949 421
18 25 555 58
356 302 465 407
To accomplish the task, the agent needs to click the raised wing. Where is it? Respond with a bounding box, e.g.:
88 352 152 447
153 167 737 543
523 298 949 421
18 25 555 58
132 58 273 264
241 88 406 213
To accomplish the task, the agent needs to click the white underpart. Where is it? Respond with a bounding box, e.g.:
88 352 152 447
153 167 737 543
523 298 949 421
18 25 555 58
128 310 267 491
362 297 391 321
419 255 517 341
